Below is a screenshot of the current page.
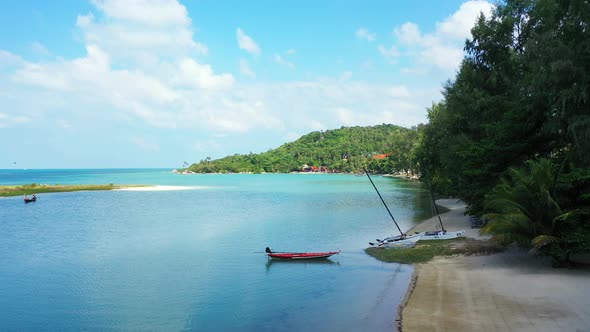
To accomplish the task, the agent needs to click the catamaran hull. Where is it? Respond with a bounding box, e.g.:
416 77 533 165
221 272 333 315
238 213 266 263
375 233 423 248
419 230 465 240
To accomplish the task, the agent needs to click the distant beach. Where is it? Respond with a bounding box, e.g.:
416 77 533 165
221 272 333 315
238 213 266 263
398 200 590 331
116 185 206 191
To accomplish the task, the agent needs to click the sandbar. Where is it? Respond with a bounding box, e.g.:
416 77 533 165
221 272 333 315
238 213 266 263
116 185 204 191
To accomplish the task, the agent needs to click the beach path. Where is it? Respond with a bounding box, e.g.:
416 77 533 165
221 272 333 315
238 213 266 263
402 252 590 331
407 198 487 240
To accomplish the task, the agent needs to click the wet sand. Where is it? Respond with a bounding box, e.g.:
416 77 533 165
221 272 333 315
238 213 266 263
399 200 590 331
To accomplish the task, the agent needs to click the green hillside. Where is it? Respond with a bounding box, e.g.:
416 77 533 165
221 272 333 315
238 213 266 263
186 124 419 173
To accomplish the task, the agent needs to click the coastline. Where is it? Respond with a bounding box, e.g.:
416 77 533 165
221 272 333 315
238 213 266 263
397 200 590 331
0 184 201 197
115 185 201 191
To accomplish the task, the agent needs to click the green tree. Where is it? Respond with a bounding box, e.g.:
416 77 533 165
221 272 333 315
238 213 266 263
482 159 579 264
186 124 417 174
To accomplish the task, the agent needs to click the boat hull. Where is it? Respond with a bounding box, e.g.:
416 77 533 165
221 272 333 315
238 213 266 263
374 233 423 248
419 230 465 240
268 251 340 260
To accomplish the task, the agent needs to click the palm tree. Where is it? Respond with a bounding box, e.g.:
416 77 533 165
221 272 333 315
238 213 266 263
482 159 577 264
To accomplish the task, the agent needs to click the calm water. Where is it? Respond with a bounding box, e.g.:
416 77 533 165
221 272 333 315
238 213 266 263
0 169 432 331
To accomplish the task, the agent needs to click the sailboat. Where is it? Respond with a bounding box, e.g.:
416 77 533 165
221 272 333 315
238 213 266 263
364 167 422 249
417 179 465 240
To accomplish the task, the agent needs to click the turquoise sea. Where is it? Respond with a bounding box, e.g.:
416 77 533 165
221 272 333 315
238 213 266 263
0 169 432 331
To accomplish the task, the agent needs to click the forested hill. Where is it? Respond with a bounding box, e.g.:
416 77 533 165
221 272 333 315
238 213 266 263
186 124 418 173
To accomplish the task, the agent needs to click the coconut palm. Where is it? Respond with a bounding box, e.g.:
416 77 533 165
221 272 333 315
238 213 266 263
482 159 577 262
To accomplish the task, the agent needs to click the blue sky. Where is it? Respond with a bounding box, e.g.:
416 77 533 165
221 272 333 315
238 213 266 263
0 0 494 168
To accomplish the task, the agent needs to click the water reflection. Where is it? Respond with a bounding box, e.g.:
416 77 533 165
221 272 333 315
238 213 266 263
265 257 341 271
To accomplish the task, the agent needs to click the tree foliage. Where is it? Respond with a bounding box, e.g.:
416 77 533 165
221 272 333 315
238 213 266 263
482 159 580 263
415 0 590 259
186 124 420 174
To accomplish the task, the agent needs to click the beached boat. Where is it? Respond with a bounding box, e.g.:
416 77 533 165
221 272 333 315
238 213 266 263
363 167 419 249
418 178 465 240
265 247 340 260
418 230 465 240
375 232 423 248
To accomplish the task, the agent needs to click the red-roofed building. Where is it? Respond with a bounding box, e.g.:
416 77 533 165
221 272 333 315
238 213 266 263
372 153 391 160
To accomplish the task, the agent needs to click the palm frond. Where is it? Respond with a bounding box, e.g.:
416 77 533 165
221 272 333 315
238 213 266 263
530 235 559 254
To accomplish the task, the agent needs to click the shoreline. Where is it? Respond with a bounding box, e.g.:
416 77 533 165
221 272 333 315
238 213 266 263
0 184 203 197
115 185 203 191
397 200 590 331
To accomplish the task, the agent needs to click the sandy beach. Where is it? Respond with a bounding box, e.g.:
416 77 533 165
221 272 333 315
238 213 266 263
116 185 205 191
399 200 590 331
406 198 488 240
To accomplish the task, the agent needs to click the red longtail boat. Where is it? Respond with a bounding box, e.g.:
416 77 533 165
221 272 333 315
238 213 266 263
265 247 340 260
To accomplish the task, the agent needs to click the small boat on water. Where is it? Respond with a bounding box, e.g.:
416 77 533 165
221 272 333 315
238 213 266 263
265 247 340 260
24 196 37 203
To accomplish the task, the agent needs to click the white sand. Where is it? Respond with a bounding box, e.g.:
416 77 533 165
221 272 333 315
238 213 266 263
402 250 590 331
400 199 590 331
116 185 206 191
407 198 489 240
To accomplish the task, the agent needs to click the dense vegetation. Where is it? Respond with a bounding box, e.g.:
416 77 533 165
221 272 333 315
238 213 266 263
186 124 420 174
414 0 590 264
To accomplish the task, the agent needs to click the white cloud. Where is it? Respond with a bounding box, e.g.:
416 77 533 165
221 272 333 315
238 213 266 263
393 22 422 45
274 54 295 69
388 85 411 98
308 120 326 131
0 0 445 145
239 59 256 78
285 131 303 142
174 58 235 89
0 112 30 128
355 28 376 42
436 0 493 40
76 13 94 28
392 0 494 73
77 0 205 64
236 28 261 56
0 51 25 73
234 80 430 131
90 0 190 27
378 45 400 63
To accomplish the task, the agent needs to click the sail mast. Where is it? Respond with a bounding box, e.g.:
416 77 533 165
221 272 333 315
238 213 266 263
363 167 404 237
427 179 445 232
